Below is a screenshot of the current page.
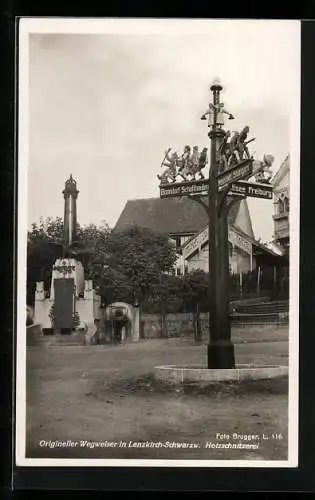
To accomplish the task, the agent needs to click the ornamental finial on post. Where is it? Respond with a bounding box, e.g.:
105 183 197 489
210 77 223 91
201 79 234 129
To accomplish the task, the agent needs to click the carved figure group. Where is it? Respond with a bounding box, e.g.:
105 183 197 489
157 145 208 184
218 126 255 172
157 127 273 186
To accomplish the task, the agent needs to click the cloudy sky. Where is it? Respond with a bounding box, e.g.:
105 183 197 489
23 19 300 242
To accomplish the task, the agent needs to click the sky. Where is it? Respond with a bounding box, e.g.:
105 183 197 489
24 19 300 243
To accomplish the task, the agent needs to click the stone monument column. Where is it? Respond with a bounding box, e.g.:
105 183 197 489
63 174 79 248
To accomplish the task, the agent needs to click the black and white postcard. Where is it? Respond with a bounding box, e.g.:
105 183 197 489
16 18 300 470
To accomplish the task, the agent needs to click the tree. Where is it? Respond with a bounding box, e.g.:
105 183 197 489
27 217 64 303
150 273 184 337
76 221 111 273
27 221 178 311
27 217 111 304
91 226 178 307
182 270 209 341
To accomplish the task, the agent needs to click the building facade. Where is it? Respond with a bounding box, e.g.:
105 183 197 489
271 154 290 253
181 224 256 275
114 196 257 275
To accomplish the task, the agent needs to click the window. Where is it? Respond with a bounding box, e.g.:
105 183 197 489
228 242 233 258
277 193 289 214
278 199 285 214
170 236 182 250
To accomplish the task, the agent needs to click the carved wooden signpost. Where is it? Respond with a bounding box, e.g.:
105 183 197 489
157 79 274 369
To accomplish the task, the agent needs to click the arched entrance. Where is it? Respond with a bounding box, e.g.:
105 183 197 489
105 302 140 343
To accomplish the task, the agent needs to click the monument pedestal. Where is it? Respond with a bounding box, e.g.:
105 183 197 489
34 258 101 335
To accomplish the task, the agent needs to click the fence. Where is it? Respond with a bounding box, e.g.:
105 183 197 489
141 267 289 315
140 308 289 340
140 312 207 339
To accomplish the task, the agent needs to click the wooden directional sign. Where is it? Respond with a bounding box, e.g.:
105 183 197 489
160 179 208 198
229 180 273 199
159 178 272 200
217 159 252 192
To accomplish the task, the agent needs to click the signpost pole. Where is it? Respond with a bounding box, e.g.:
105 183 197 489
158 81 274 369
207 81 235 368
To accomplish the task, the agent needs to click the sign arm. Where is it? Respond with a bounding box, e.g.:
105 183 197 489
225 195 246 215
218 187 246 217
188 194 210 217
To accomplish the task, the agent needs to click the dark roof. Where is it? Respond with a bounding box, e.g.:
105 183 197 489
114 196 241 235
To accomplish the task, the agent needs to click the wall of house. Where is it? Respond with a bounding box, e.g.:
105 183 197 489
272 156 290 247
233 199 255 239
230 246 255 274
186 244 255 274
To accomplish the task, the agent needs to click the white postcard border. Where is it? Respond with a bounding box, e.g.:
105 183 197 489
15 17 301 469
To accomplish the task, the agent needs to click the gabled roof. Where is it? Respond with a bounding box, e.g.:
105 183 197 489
271 154 290 188
233 226 282 257
114 196 242 235
182 222 281 260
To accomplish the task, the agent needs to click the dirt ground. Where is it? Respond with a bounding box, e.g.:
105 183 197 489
25 326 289 461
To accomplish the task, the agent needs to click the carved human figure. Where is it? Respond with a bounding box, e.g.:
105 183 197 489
182 145 191 165
237 126 251 160
201 103 234 127
218 130 231 172
178 145 192 181
157 148 178 184
197 147 208 179
190 146 208 180
227 132 240 167
191 146 199 169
